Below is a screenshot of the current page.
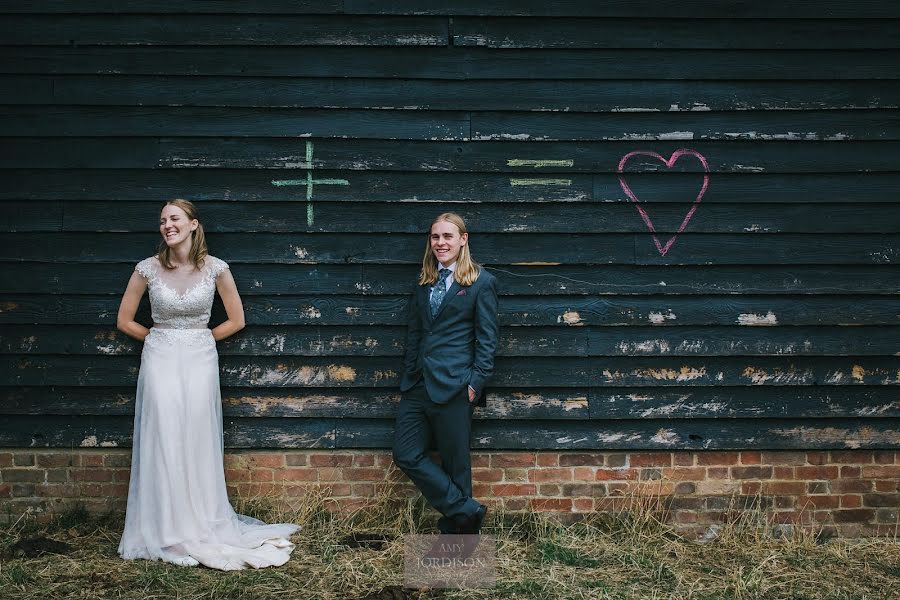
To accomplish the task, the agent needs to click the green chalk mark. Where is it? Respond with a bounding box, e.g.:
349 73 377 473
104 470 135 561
270 141 349 226
509 178 572 186
507 159 574 168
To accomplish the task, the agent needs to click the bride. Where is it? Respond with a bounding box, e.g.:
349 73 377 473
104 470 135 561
116 199 299 570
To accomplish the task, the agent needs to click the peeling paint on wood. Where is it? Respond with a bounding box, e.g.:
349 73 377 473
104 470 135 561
738 311 778 326
327 365 357 382
603 367 707 383
558 310 583 326
742 365 809 385
650 428 680 445
79 435 117 448
648 311 676 324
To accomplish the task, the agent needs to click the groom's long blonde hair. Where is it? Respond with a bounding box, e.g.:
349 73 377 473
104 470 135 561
418 213 481 287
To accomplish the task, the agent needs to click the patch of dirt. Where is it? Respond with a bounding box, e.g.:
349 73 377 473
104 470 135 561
339 532 394 551
9 536 73 558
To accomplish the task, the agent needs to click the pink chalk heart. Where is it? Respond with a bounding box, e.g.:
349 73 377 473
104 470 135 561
617 149 710 256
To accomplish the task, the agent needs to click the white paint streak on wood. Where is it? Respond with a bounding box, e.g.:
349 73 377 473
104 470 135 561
301 306 322 319
612 107 660 113
648 311 676 324
737 311 778 326
617 340 671 354
290 245 310 260
658 131 695 140
265 335 285 353
555 436 588 445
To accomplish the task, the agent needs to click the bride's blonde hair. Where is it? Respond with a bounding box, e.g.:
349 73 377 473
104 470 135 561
157 199 208 270
418 213 481 287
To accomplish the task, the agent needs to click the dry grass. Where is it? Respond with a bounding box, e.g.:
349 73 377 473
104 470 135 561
1 486 898 600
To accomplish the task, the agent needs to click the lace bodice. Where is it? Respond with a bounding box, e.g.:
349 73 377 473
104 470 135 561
135 255 229 329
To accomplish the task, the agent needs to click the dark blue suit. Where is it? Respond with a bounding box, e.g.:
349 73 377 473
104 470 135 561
393 268 499 526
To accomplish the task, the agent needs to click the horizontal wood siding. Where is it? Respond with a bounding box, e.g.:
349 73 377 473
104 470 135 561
0 2 897 450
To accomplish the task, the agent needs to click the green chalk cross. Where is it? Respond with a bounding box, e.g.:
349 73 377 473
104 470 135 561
271 141 350 226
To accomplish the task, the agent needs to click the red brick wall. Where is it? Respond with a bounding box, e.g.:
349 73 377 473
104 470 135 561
1 450 897 537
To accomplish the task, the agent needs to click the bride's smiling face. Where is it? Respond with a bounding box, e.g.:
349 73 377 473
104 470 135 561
159 204 198 248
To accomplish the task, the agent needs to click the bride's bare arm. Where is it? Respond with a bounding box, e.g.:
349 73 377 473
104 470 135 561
212 269 245 341
117 272 150 341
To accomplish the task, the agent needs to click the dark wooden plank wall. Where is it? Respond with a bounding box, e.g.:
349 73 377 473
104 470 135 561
0 2 898 450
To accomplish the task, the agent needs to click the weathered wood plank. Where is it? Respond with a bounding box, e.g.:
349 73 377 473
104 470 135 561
5 325 896 357
4 356 898 387
2 294 899 327
590 387 900 419
0 167 583 200
0 387 591 420
0 1 343 13
5 263 897 296
4 201 886 235
2 106 897 141
2 414 896 449
0 325 589 358
0 139 160 169
587 328 900 357
5 168 900 204
108 201 900 234
0 15 449 46
471 110 900 142
0 107 470 140
9 0 900 18
9 75 899 112
156 139 900 173
3 385 897 420
3 232 896 265
0 415 337 449
342 418 900 450
2 47 897 80
452 17 900 49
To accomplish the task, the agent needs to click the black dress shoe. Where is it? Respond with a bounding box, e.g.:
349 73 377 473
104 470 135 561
456 504 487 535
437 515 458 534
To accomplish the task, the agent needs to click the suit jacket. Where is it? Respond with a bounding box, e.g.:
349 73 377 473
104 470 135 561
400 268 499 406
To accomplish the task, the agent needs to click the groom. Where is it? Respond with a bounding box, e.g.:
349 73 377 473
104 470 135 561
393 212 499 535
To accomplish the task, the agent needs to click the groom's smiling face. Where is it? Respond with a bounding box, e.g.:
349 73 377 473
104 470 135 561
430 220 467 268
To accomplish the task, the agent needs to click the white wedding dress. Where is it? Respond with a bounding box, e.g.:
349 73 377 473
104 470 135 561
118 255 300 570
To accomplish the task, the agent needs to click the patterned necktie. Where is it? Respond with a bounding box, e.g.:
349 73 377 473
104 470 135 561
430 268 452 317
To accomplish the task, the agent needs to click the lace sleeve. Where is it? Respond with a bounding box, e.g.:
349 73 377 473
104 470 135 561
206 256 230 279
135 257 156 281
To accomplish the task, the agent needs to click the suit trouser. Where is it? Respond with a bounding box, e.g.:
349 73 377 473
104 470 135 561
392 380 480 526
